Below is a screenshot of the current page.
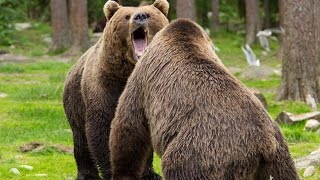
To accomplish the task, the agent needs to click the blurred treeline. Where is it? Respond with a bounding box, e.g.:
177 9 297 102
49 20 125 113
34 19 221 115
0 0 279 46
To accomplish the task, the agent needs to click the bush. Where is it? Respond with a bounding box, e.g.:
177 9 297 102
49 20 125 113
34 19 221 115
0 0 20 45
88 0 106 24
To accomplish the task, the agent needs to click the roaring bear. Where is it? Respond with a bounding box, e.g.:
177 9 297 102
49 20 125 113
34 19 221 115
109 19 299 179
62 0 169 179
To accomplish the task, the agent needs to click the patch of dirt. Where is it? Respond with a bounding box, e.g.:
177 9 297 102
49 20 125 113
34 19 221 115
0 50 9 54
0 53 29 63
19 142 44 152
51 144 73 154
19 142 73 154
240 65 281 80
41 55 75 63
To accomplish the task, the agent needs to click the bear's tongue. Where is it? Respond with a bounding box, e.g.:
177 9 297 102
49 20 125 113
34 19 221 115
132 27 147 61
133 39 147 58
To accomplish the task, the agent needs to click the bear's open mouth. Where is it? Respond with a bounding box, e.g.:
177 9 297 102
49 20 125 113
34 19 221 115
132 27 148 61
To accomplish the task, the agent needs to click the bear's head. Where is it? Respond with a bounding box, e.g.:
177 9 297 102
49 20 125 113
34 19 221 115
103 0 169 64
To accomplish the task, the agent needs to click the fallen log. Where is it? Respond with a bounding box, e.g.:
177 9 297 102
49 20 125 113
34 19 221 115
275 111 320 124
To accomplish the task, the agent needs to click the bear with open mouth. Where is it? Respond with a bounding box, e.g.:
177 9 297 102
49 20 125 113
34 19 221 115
62 0 169 179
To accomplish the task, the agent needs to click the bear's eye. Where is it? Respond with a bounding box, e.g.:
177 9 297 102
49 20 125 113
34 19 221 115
125 15 130 20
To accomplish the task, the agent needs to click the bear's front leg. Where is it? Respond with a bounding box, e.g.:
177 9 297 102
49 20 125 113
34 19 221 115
109 120 153 180
256 123 299 179
85 106 113 179
84 91 120 179
109 79 155 180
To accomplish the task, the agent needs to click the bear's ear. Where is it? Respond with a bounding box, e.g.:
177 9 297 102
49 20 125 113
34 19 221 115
152 0 169 16
104 0 121 20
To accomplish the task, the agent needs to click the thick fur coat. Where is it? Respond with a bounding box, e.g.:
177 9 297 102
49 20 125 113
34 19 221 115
62 0 169 179
109 19 299 180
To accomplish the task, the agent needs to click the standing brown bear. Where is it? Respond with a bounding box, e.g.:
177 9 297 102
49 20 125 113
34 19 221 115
109 19 299 180
62 0 169 179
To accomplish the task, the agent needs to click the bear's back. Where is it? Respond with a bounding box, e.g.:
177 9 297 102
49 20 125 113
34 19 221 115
134 20 277 176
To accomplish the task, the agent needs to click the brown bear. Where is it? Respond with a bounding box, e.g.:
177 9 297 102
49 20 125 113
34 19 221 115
62 0 169 179
109 19 299 180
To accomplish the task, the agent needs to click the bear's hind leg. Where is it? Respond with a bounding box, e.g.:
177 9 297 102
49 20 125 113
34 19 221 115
256 124 298 180
161 146 210 180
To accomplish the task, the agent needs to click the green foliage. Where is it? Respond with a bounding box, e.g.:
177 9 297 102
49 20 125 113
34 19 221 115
220 0 242 22
121 0 141 6
0 0 19 45
88 0 106 24
167 0 176 20
196 0 211 28
87 0 151 24
0 0 51 46
265 0 280 27
21 0 50 21
0 22 51 56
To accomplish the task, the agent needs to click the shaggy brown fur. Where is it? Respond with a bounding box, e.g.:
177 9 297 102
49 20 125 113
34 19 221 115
62 0 169 179
109 19 299 180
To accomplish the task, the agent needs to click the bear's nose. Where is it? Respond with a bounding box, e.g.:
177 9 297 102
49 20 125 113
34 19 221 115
133 12 149 24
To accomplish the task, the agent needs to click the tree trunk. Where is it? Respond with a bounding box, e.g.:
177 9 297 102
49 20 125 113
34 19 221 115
67 0 89 56
244 0 260 45
277 0 320 102
263 0 270 29
176 0 196 21
276 0 284 59
211 0 219 30
50 0 71 51
315 0 320 95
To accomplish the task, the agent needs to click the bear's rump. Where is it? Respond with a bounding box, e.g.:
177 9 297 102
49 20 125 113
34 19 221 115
159 129 263 179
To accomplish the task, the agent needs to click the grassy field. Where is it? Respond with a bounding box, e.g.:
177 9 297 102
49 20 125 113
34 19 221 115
0 24 319 179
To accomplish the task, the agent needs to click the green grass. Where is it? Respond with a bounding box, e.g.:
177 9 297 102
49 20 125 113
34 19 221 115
0 60 76 179
0 60 162 179
0 26 319 179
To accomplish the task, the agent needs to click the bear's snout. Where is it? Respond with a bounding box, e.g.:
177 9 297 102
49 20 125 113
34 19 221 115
133 12 149 25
